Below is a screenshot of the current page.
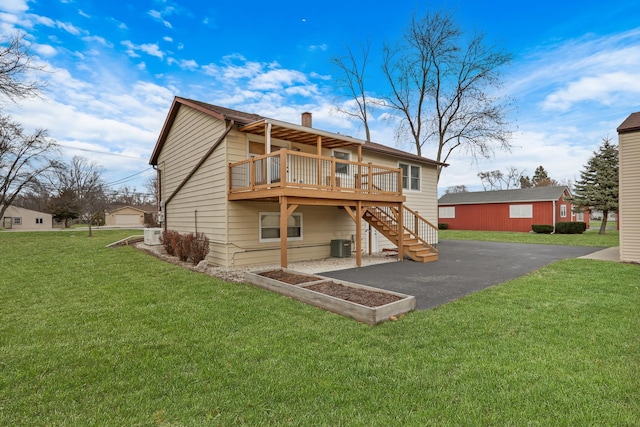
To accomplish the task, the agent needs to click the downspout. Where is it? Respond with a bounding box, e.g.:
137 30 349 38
162 119 235 227
552 199 556 234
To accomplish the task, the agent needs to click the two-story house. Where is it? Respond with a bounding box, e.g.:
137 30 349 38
149 97 444 268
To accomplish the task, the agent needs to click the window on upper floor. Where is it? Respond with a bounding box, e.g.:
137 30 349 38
400 163 420 191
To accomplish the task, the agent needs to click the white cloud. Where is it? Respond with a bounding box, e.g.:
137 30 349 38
148 9 173 29
249 69 309 90
32 43 56 56
121 40 164 59
0 0 28 13
543 71 640 111
308 44 328 52
140 43 163 59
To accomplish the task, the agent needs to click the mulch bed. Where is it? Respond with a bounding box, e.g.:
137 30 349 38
258 269 320 285
258 269 402 308
305 282 402 307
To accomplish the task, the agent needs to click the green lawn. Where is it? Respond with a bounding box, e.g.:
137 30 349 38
1 230 638 426
440 228 619 247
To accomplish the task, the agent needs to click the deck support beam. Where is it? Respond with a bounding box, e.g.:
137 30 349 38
356 201 362 267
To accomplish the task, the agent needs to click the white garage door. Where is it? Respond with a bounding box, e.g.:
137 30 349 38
115 214 140 226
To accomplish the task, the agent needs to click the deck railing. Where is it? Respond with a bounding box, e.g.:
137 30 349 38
372 205 439 249
229 150 402 196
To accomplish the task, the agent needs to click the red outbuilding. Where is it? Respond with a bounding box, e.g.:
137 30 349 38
437 186 589 232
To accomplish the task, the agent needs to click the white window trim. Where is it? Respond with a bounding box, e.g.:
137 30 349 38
560 204 567 218
509 204 533 218
439 206 455 219
13 217 22 225
399 162 421 191
259 212 303 243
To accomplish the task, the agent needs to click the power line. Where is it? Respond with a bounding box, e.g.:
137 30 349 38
58 144 145 160
106 168 155 186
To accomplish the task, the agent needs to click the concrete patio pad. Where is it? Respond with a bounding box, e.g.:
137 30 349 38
319 240 605 310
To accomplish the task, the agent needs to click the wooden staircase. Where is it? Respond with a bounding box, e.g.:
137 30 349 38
364 206 439 263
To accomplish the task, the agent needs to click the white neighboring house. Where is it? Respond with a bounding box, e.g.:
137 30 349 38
1 206 52 231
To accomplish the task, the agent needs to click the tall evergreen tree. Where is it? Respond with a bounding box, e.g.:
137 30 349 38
569 138 618 234
531 165 559 187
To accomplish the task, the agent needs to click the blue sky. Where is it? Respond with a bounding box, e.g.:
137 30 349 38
1 0 639 195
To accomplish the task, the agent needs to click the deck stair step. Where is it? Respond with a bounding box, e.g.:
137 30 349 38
363 206 439 263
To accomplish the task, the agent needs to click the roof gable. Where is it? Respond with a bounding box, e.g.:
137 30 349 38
617 112 640 134
438 186 570 205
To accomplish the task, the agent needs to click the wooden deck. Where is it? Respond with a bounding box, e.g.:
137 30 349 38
228 150 405 203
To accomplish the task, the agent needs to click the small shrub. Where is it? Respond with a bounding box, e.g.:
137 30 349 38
556 222 587 234
438 223 449 230
160 230 179 256
160 230 210 265
188 232 210 265
175 233 193 262
532 224 554 234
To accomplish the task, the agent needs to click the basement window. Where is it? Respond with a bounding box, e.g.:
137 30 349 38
259 212 303 242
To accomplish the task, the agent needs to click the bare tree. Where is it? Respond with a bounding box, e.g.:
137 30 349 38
382 9 513 181
54 156 108 237
144 175 159 206
0 33 46 103
0 115 58 220
445 184 468 194
478 166 523 190
332 42 375 141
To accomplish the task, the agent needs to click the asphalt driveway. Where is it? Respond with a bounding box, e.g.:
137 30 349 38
319 240 604 310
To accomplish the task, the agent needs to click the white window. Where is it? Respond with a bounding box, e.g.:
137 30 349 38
13 217 22 225
333 150 350 175
439 206 455 219
259 212 303 242
399 163 420 191
36 218 43 224
509 204 533 218
560 204 567 218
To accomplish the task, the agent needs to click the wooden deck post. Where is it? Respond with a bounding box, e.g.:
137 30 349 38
280 196 288 268
356 201 362 267
397 203 404 261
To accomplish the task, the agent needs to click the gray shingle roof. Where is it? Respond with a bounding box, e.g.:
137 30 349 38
438 186 570 205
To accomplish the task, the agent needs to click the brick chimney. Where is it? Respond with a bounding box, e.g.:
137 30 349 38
301 112 312 127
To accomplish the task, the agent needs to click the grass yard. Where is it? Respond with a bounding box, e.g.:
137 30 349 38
440 228 619 247
1 230 638 426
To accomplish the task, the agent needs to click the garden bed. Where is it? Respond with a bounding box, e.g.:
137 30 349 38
245 268 415 325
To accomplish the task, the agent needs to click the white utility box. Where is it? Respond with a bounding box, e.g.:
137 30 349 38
144 227 162 246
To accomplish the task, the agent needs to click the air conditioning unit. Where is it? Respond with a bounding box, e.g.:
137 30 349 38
144 227 162 246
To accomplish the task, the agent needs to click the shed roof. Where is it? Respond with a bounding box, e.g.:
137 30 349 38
438 186 570 205
617 112 640 134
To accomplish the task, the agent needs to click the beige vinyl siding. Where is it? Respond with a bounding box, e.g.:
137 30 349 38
227 202 355 267
156 105 230 265
619 131 640 263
